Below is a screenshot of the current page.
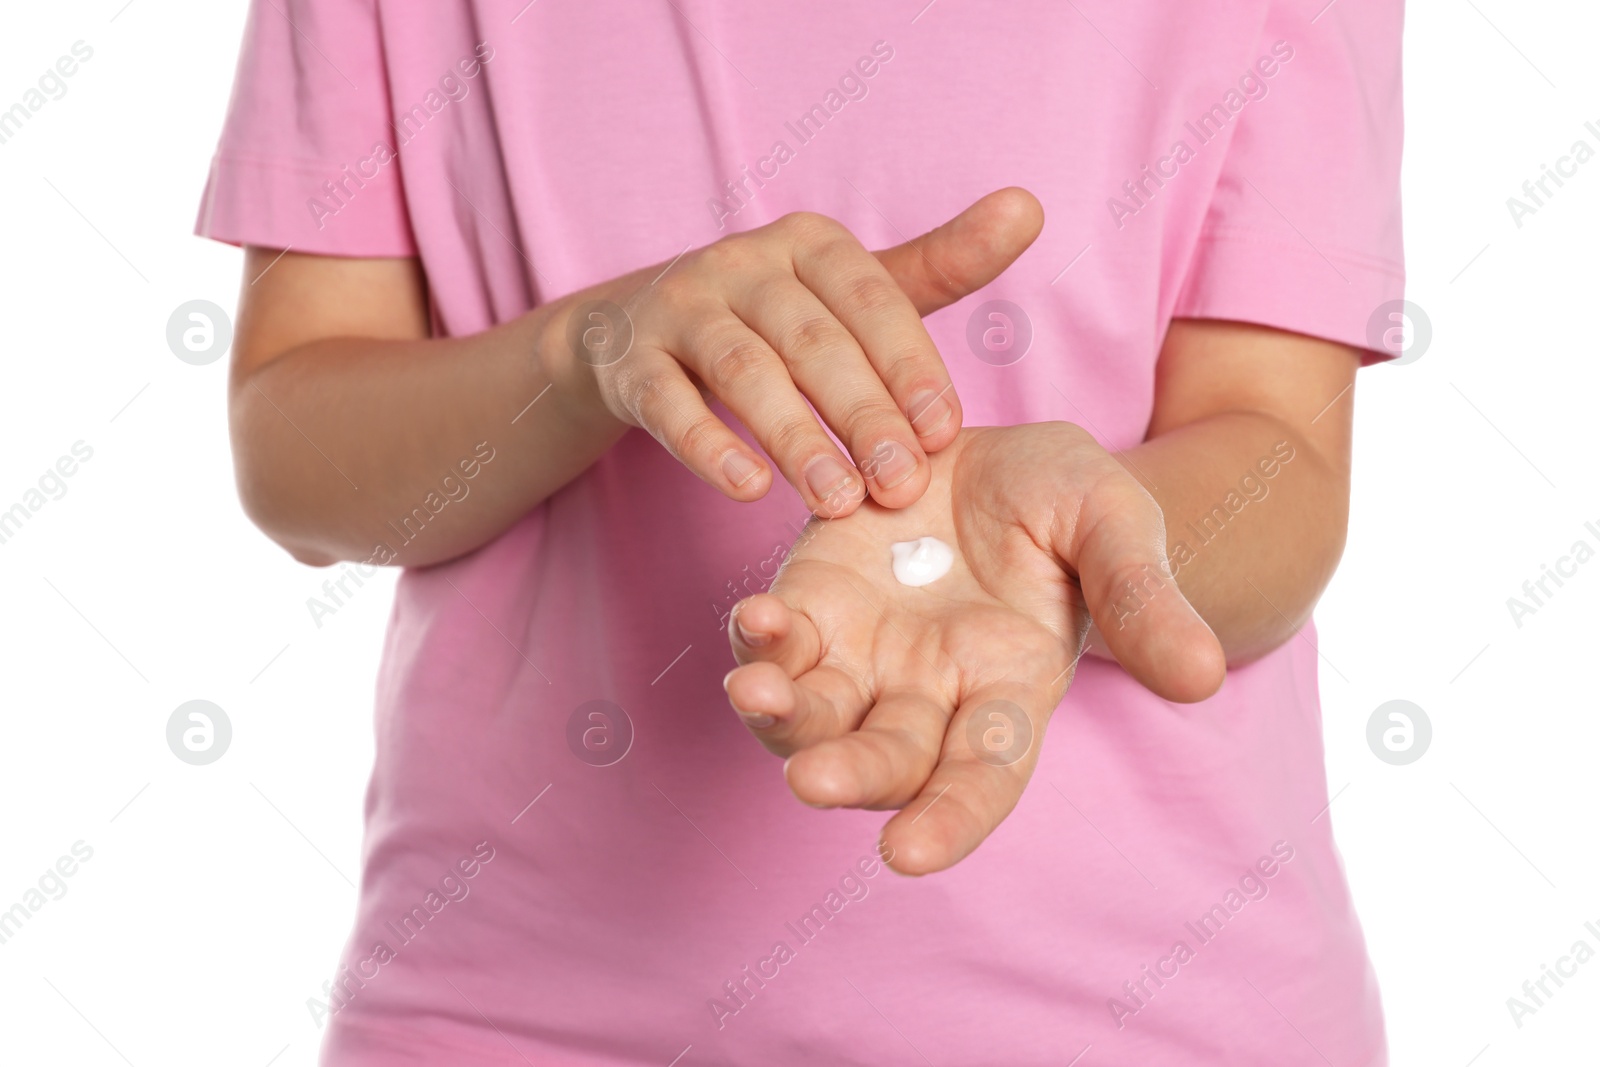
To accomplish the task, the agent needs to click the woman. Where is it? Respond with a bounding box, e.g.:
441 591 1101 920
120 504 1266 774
202 0 1403 1062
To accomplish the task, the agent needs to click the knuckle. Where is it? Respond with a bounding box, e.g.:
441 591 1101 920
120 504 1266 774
704 336 774 388
778 210 837 245
1086 466 1157 522
786 314 847 361
875 344 936 387
844 409 908 454
673 412 724 465
840 272 902 316
840 401 904 449
767 415 823 463
699 234 751 273
745 271 795 314
1109 468 1159 510
649 269 697 310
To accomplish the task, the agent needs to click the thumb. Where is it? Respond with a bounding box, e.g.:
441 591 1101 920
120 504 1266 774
873 187 1045 317
1060 476 1228 704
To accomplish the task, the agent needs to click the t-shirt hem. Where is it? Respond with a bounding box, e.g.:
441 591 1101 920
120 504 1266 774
1173 229 1406 365
194 151 419 259
322 1016 578 1067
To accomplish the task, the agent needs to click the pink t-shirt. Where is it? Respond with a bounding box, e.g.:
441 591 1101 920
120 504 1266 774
200 2 1405 1063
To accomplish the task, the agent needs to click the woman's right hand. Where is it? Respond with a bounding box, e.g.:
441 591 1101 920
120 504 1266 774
543 187 1044 516
226 189 1042 569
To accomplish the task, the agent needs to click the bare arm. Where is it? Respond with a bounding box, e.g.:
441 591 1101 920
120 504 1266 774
229 189 1045 568
230 250 628 567
1100 318 1360 664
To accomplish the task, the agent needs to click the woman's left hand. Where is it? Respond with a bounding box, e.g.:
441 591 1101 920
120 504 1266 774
724 423 1226 875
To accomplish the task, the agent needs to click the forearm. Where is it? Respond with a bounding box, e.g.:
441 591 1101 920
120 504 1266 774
231 306 623 568
1108 410 1350 664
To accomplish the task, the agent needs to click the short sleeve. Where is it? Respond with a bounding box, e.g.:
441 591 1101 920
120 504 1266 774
1173 1 1405 360
195 0 417 257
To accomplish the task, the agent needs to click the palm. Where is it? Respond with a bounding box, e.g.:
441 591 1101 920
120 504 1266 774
775 467 1080 744
725 424 1222 874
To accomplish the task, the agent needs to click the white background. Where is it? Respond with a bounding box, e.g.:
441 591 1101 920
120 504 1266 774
0 1 1595 1064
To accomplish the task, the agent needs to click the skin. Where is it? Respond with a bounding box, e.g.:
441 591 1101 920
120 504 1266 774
724 320 1361 875
230 182 1357 878
230 188 1045 566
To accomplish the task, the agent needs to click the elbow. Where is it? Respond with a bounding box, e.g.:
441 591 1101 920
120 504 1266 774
1222 499 1349 669
229 385 348 568
233 462 344 567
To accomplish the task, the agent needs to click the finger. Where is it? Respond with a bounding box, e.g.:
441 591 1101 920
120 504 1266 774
872 187 1045 316
724 661 870 758
784 236 963 465
878 682 1049 876
782 687 950 811
731 275 934 506
671 314 868 517
1061 476 1227 703
728 593 821 673
620 351 773 500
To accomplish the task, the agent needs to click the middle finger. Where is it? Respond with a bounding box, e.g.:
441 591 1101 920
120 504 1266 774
730 274 931 507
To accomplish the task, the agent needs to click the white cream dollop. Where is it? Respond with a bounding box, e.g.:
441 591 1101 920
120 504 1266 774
890 536 955 587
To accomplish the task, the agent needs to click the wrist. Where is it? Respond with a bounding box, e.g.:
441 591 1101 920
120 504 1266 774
525 296 627 438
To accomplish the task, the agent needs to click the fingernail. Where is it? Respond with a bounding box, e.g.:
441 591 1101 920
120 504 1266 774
906 389 952 435
739 712 777 730
722 669 736 692
865 440 916 491
803 455 859 505
722 450 763 488
735 618 770 647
